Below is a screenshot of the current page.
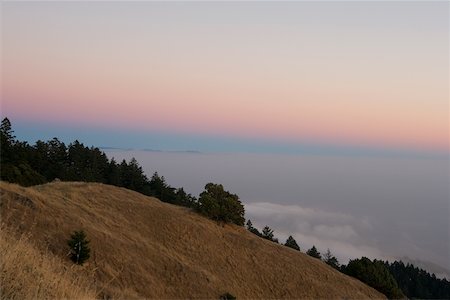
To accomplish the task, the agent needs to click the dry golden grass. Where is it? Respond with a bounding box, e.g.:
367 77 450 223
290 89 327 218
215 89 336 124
0 224 96 299
0 181 386 299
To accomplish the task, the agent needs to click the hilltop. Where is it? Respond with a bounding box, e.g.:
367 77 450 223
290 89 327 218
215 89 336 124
0 181 385 299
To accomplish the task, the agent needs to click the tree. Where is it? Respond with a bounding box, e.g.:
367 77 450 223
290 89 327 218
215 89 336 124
67 230 91 265
119 157 148 192
284 235 300 251
261 226 278 243
0 117 199 211
0 163 46 186
0 117 15 144
386 260 450 299
149 172 176 202
342 257 404 299
306 245 321 259
246 219 262 237
323 249 340 269
0 117 16 164
174 187 196 208
45 138 68 180
220 292 236 300
106 158 121 186
246 219 253 230
197 183 245 226
262 226 274 240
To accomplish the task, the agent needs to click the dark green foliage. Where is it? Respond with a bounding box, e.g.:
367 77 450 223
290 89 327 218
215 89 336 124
197 183 245 226
261 226 274 240
261 226 278 243
45 138 68 180
0 118 15 164
0 118 196 208
67 230 91 265
119 158 148 191
174 187 196 208
284 235 300 251
386 260 450 299
65 140 109 182
342 257 404 299
0 163 46 186
246 220 280 243
306 245 321 259
1 118 46 186
323 249 339 270
246 219 262 237
149 172 175 203
105 158 121 186
219 292 236 300
1 118 15 142
246 219 253 230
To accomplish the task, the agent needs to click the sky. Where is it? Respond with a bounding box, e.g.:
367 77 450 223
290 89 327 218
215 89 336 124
0 0 449 276
1 1 449 156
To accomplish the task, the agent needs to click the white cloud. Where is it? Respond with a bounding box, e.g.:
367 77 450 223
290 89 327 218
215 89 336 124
245 201 389 264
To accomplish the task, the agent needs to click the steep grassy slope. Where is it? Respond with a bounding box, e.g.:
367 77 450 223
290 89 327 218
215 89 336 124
0 224 96 299
0 181 385 299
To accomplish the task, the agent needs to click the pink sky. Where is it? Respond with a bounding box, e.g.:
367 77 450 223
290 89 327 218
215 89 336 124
1 1 448 153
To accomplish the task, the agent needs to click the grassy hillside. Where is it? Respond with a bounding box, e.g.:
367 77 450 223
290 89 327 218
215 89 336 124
0 224 96 299
0 181 385 299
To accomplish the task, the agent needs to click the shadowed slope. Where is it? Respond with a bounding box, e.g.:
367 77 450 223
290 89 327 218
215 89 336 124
0 181 385 299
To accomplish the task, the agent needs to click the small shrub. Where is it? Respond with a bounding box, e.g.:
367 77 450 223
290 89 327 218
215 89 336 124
220 292 236 300
67 230 90 265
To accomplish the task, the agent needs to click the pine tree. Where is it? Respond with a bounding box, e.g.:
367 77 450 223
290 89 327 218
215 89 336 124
306 245 322 259
323 248 340 269
261 226 274 240
0 117 16 164
342 257 404 299
284 235 300 251
246 219 253 230
1 117 15 143
261 225 278 242
245 219 262 237
67 230 91 265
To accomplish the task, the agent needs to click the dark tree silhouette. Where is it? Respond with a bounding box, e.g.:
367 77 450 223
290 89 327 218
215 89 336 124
261 226 278 243
306 245 322 259
0 117 15 164
0 117 196 207
342 257 404 299
323 249 339 269
245 219 262 237
385 260 450 299
284 235 300 251
67 230 91 265
197 183 245 226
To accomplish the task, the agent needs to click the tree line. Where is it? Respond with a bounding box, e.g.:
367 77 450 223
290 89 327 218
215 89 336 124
1 117 448 299
0 117 244 225
245 220 449 299
0 117 196 207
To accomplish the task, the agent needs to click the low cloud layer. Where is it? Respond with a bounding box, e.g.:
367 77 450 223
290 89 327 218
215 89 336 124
246 201 449 279
105 150 449 275
246 202 397 264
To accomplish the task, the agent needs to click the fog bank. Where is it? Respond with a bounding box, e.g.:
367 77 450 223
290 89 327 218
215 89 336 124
105 150 449 273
